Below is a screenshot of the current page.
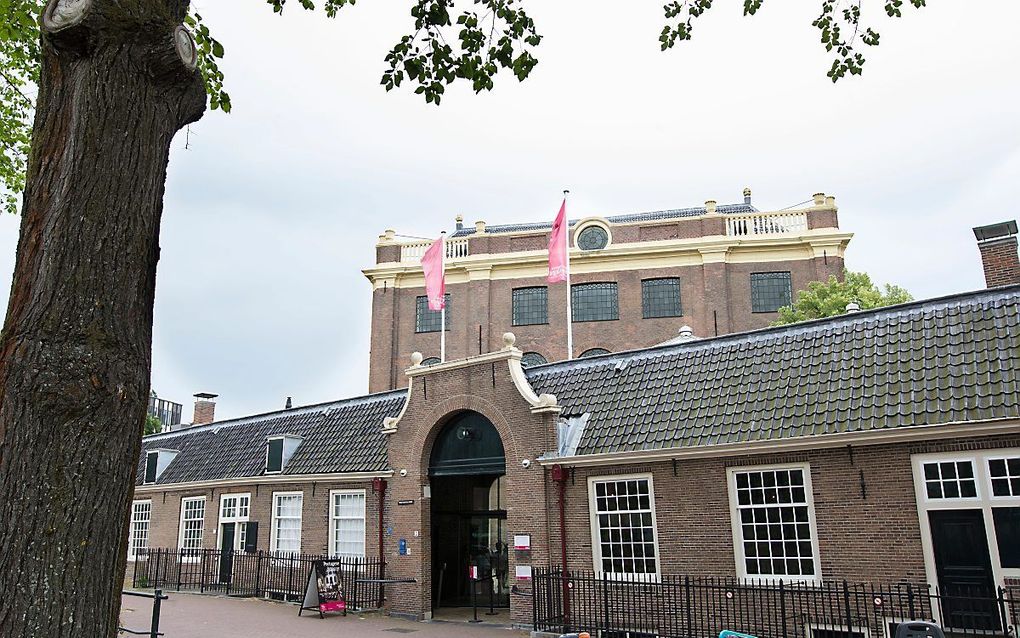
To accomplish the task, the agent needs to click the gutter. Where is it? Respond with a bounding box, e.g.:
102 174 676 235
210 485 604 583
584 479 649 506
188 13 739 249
134 470 394 493
537 418 1020 468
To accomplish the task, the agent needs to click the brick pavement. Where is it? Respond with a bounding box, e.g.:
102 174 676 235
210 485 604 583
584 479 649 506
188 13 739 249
120 593 528 638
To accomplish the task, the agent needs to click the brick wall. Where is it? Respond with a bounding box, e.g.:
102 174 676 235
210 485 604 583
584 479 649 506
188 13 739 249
977 236 1020 287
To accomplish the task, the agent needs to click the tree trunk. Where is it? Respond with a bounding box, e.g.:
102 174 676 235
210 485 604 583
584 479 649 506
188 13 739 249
0 1 205 636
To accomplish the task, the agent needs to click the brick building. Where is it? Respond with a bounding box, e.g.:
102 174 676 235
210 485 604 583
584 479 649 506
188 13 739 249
130 219 1020 634
363 190 850 392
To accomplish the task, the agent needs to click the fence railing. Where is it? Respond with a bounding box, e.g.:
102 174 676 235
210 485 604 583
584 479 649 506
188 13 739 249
726 211 808 237
132 548 385 610
399 237 470 262
533 569 1020 638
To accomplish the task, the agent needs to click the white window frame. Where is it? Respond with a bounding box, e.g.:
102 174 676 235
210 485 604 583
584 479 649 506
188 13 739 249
727 462 822 583
128 499 152 561
219 492 251 552
587 473 661 580
177 496 206 562
911 449 1020 593
328 489 367 559
270 491 303 555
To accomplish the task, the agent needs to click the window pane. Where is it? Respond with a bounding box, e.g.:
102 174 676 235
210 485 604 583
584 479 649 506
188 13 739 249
577 226 609 251
331 492 367 558
733 468 816 578
415 294 451 333
180 498 205 552
144 452 158 484
266 438 284 473
512 287 548 326
591 478 657 575
130 501 151 559
988 457 1020 497
572 283 618 322
750 272 792 313
272 494 303 554
641 278 682 319
520 352 548 368
992 507 1020 568
923 460 978 500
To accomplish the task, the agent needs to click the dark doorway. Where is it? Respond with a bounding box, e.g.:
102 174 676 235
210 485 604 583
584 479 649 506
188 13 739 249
428 412 508 610
219 523 235 584
928 509 999 631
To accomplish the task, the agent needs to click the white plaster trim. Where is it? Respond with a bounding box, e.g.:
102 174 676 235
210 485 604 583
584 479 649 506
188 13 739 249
538 419 1020 468
382 378 414 435
134 471 393 494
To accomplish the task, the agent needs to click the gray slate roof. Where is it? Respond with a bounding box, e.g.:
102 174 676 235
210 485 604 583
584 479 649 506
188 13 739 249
526 286 1020 456
450 202 757 237
137 391 405 485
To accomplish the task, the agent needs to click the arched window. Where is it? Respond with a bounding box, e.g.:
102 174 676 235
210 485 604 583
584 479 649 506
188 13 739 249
579 347 610 358
429 411 505 476
421 357 441 367
520 352 548 368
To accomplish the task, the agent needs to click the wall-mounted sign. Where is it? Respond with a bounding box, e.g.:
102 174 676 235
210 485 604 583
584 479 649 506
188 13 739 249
513 534 531 550
399 538 409 555
397 499 415 506
515 565 532 580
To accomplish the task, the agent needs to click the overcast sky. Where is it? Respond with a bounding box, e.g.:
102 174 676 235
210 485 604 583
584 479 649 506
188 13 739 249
0 1 1017 421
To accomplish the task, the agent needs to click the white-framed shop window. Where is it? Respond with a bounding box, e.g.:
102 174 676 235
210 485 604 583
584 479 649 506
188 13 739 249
271 491 303 555
727 463 821 581
587 474 660 578
219 493 251 551
329 489 367 558
128 500 151 560
178 496 206 561
912 449 1020 591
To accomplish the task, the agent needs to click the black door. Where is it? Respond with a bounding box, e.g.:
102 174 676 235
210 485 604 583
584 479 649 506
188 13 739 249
219 522 235 584
928 509 1000 631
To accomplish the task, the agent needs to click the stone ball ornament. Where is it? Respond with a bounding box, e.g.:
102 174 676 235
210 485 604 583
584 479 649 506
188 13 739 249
410 352 424 367
502 332 517 350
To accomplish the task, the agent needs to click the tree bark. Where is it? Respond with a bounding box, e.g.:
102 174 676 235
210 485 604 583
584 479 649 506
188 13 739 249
0 1 205 636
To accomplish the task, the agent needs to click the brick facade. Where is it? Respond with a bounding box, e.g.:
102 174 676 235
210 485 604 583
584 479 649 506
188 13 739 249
366 205 848 392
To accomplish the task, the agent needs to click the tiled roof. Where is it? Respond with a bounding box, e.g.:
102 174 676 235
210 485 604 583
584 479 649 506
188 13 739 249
137 391 405 485
450 202 757 237
525 286 1020 456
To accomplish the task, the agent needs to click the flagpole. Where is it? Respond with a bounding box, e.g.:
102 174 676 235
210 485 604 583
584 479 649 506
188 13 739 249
563 190 573 360
440 231 447 362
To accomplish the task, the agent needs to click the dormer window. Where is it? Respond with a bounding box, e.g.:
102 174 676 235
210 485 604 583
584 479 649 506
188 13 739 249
143 449 179 485
266 435 303 474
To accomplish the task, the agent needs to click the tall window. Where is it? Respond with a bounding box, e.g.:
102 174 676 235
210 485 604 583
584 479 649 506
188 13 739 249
330 490 367 558
641 278 682 319
220 493 251 551
750 272 792 313
730 465 819 579
178 497 206 558
572 282 619 322
512 287 548 326
128 500 151 560
272 492 303 555
589 475 659 576
415 294 451 333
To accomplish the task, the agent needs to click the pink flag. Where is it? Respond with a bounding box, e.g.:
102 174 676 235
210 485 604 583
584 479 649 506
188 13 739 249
422 236 446 310
548 199 568 283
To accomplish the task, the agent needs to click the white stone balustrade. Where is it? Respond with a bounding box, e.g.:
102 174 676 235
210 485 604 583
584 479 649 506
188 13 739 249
726 211 808 237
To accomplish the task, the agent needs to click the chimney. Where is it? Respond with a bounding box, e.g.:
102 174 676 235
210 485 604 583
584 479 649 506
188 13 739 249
192 392 218 425
973 221 1020 288
285 396 293 409
743 187 752 205
845 301 861 313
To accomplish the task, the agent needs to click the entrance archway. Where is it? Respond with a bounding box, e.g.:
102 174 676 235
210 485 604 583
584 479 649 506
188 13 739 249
428 411 509 611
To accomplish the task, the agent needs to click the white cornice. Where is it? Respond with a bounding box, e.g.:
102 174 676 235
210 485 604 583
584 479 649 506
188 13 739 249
538 419 1020 468
133 470 394 493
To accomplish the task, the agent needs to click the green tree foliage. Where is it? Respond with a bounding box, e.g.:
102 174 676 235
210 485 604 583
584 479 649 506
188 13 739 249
0 0 926 214
774 271 913 325
143 414 162 436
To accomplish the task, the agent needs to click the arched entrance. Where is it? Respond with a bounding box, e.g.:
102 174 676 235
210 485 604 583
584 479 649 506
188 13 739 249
428 411 509 611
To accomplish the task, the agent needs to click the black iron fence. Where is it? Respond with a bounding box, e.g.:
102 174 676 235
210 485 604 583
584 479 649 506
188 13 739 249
533 569 1020 638
132 548 385 610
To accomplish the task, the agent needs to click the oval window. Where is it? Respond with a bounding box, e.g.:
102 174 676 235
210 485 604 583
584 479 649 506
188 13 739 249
576 226 609 251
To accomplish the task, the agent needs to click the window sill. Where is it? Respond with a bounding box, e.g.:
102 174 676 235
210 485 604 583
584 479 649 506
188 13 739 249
571 317 620 323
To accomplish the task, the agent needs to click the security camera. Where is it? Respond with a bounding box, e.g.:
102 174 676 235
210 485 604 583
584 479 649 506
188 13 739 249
399 469 407 477
521 459 531 469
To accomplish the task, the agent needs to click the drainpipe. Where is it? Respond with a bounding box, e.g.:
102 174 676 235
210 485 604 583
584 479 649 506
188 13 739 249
551 464 570 631
373 478 387 608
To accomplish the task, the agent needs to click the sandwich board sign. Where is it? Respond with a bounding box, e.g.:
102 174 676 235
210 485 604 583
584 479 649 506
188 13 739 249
299 560 347 618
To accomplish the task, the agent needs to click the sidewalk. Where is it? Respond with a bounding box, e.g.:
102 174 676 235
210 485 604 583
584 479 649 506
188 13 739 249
120 592 528 638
